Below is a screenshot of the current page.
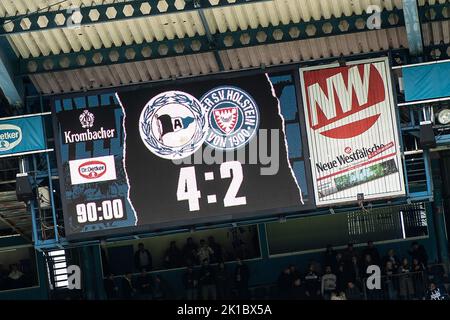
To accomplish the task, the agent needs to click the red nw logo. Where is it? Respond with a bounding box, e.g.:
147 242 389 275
78 161 107 179
304 63 385 139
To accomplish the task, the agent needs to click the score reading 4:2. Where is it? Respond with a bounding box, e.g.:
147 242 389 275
177 160 247 212
75 198 126 224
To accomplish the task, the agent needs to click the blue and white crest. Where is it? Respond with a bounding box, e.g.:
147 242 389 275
201 86 260 151
139 91 208 160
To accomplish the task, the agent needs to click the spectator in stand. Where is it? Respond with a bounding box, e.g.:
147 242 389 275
234 257 250 300
362 254 376 273
8 264 23 280
321 265 337 300
103 273 119 300
412 258 426 299
362 241 381 265
292 277 307 300
134 243 153 272
323 245 336 271
383 260 398 300
398 258 415 300
330 291 346 300
197 239 214 265
152 274 172 300
183 266 198 300
199 258 216 300
122 273 136 300
348 256 362 287
136 268 152 299
183 237 199 266
335 252 344 269
215 262 229 300
343 243 358 265
425 281 449 300
289 264 300 280
7 264 24 288
164 241 183 269
310 260 323 275
304 263 321 300
345 281 362 300
208 236 223 264
384 249 400 271
235 242 250 260
409 242 428 268
277 267 293 299
336 263 347 292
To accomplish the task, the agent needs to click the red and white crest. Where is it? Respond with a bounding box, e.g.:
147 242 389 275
213 107 238 135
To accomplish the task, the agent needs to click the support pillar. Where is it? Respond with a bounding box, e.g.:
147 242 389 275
432 157 449 272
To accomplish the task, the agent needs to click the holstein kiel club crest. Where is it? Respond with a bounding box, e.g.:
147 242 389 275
201 86 259 151
139 91 208 160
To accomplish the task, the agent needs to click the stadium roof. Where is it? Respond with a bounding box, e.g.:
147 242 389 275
0 0 446 95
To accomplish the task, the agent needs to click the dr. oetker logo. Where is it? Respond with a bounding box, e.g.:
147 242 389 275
78 160 107 179
0 124 22 151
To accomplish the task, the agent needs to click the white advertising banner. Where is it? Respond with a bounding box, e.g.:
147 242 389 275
69 155 117 185
299 57 406 206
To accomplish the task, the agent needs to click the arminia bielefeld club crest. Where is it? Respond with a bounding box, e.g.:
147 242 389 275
139 91 208 160
201 86 259 151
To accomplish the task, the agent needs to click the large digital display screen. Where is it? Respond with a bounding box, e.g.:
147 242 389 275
53 73 312 239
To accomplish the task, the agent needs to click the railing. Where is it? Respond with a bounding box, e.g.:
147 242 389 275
247 270 431 301
361 270 428 300
361 263 450 301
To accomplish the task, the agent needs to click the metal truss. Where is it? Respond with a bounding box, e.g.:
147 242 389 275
0 0 269 35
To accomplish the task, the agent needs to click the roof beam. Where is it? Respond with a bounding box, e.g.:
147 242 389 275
195 0 225 71
0 0 270 35
0 213 31 242
402 0 424 56
0 37 23 106
19 7 407 76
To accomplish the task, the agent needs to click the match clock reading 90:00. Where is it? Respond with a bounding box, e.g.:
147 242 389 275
76 198 125 224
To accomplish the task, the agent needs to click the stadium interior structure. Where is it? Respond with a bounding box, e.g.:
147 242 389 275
0 0 450 300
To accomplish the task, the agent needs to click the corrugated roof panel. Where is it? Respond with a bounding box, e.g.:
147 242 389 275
12 0 447 95
28 51 221 93
418 0 448 6
0 0 409 60
142 60 161 80
27 22 423 95
422 20 450 45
